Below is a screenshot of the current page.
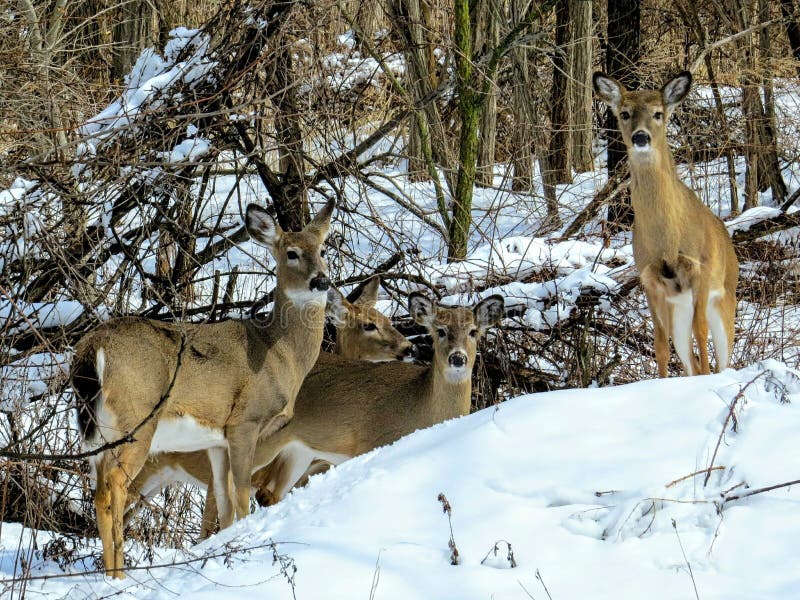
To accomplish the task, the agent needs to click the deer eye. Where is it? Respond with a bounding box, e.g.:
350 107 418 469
287 250 299 260
653 111 663 120
320 248 326 257
620 111 630 121
362 323 377 332
469 328 478 338
437 328 446 338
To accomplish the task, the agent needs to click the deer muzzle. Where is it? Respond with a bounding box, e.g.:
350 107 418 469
309 274 330 292
631 130 651 148
448 352 467 368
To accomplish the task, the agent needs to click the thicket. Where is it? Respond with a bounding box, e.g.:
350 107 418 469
0 0 798 579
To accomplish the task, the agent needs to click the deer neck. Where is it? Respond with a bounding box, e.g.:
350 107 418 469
263 287 326 375
419 364 472 424
628 146 689 259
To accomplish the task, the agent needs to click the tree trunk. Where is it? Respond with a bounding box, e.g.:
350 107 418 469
111 1 159 82
604 0 640 227
348 0 386 47
720 0 787 209
476 0 500 188
509 0 536 191
273 47 310 231
780 0 800 72
547 0 572 185
388 0 455 188
758 0 787 204
568 0 593 173
676 0 740 213
448 0 479 260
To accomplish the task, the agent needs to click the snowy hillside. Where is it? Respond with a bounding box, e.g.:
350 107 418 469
3 361 798 599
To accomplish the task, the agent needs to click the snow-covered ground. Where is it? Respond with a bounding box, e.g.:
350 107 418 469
2 361 798 599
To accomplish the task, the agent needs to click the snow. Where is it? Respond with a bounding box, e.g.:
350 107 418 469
3 362 799 598
1 18 799 600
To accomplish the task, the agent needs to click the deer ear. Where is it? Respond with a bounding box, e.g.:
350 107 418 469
474 295 504 332
662 71 692 112
326 287 349 326
305 199 335 239
593 72 624 111
350 276 380 306
408 292 435 327
245 204 282 248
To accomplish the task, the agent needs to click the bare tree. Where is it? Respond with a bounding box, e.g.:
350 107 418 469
476 0 501 188
604 0 640 227
568 0 594 173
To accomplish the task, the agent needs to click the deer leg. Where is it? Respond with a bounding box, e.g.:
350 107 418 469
668 288 695 376
227 425 259 521
273 442 317 500
642 281 671 378
708 290 736 372
206 446 233 532
200 488 219 539
93 458 116 575
692 289 711 375
104 434 153 578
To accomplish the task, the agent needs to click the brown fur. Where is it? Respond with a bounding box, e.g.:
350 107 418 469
229 294 504 514
594 71 738 377
71 201 334 577
123 277 412 535
125 294 503 538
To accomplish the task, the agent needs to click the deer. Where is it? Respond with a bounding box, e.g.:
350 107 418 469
593 71 738 377
70 200 334 578
122 276 413 532
213 292 505 514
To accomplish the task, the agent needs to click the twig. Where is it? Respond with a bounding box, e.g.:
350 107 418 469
535 569 554 600
779 186 800 212
518 580 537 599
437 493 460 565
689 18 782 74
704 371 767 487
723 479 800 504
0 539 301 584
667 467 725 489
480 540 517 568
559 170 629 240
368 550 382 600
671 519 701 600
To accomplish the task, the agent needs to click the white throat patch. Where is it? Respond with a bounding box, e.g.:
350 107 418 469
284 288 328 307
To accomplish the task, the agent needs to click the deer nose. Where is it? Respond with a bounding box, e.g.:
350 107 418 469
448 352 467 368
632 130 650 147
398 345 415 360
309 274 330 292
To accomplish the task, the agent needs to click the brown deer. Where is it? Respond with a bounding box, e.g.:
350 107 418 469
227 292 504 511
70 200 334 577
593 71 738 376
123 276 413 531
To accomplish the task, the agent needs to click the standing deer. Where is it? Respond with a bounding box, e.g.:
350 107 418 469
70 200 334 577
593 71 738 376
122 276 413 531
234 292 504 509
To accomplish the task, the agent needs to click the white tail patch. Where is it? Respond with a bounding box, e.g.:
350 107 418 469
668 290 695 375
95 347 106 387
707 289 728 371
82 401 120 458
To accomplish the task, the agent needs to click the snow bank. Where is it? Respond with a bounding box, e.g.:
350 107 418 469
4 362 799 599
